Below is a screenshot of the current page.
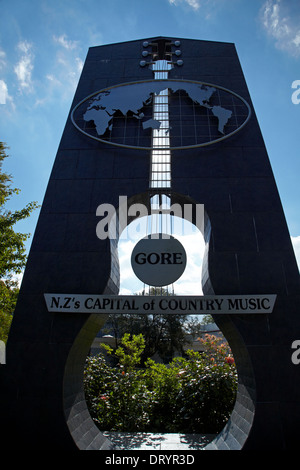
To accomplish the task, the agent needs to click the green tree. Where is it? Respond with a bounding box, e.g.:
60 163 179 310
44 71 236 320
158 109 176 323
102 333 145 372
105 311 192 364
0 142 39 342
200 314 214 325
103 287 202 364
0 278 19 343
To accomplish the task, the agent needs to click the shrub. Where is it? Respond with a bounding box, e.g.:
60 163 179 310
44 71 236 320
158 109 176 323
174 350 237 433
84 334 152 431
143 358 185 432
83 333 237 434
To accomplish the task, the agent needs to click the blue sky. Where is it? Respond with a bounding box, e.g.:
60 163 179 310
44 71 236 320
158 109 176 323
0 0 299 292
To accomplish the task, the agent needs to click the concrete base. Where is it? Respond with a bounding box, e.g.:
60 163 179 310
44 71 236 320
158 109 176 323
103 432 216 450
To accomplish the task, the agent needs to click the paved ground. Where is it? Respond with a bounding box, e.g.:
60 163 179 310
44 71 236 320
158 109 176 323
103 432 216 450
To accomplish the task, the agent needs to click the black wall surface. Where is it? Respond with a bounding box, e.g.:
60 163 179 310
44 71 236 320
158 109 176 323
0 37 299 450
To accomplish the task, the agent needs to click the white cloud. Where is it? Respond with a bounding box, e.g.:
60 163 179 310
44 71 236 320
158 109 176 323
47 35 83 99
260 0 300 56
17 41 32 55
291 236 300 269
118 238 143 294
174 231 204 294
0 79 14 109
168 0 201 10
53 34 79 50
14 55 33 88
75 57 84 74
293 33 300 47
46 73 61 86
61 56 83 90
14 41 34 91
0 80 8 104
0 48 6 69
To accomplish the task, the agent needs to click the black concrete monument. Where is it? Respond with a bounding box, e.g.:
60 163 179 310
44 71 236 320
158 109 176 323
1 37 299 450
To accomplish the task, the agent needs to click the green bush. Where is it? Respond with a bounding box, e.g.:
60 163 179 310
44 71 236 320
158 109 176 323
84 333 237 434
143 357 185 432
84 334 152 431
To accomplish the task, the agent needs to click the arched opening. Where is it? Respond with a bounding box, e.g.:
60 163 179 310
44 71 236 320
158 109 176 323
62 191 254 450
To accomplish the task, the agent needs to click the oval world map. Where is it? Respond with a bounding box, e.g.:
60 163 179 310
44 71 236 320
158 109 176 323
71 79 251 150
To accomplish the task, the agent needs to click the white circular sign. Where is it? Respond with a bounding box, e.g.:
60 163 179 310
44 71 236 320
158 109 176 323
131 234 187 287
